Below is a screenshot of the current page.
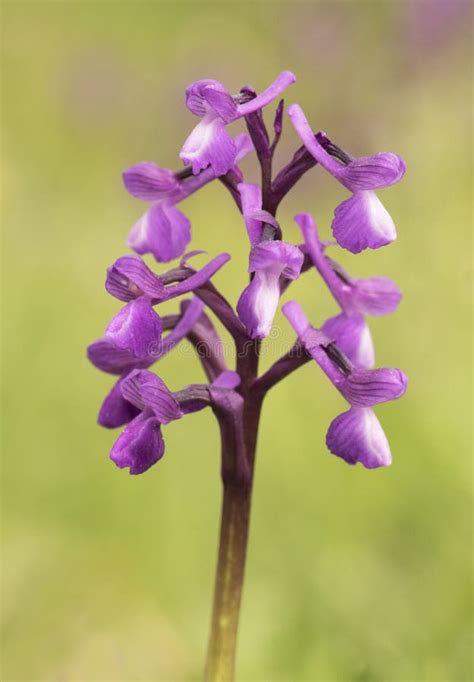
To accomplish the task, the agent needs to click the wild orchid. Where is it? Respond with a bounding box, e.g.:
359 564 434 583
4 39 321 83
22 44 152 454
87 71 407 681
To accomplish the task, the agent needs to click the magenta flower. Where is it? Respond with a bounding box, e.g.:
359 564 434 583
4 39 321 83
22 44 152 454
288 104 406 253
125 133 253 262
180 71 296 176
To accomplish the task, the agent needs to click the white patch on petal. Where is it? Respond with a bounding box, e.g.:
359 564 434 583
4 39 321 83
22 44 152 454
252 270 280 338
354 323 375 369
361 408 392 467
128 210 150 253
180 114 217 165
363 191 397 241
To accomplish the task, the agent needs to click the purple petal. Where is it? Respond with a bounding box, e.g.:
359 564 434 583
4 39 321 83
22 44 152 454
120 369 182 424
282 300 312 337
234 133 254 162
322 313 375 369
105 297 163 358
340 368 408 407
326 407 392 469
237 71 296 117
237 272 280 339
238 183 263 245
238 242 303 339
248 240 303 280
283 301 349 387
98 375 140 428
180 115 237 176
211 371 241 390
122 163 179 201
288 104 405 191
106 256 167 302
128 202 191 263
110 412 164 475
160 253 230 301
350 277 402 316
87 339 145 375
337 153 406 192
180 250 207 266
294 212 349 309
202 86 238 122
185 79 236 122
332 191 397 254
149 296 204 361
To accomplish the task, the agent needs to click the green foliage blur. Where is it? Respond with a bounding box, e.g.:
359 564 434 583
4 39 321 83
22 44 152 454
2 1 472 680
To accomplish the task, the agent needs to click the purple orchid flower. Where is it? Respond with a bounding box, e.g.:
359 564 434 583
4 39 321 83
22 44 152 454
109 369 182 475
237 240 303 339
295 212 401 368
87 297 163 375
105 252 230 303
180 71 296 176
124 133 253 262
283 301 407 468
288 104 406 253
97 297 205 428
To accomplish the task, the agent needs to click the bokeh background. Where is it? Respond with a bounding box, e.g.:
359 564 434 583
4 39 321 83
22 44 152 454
2 1 472 680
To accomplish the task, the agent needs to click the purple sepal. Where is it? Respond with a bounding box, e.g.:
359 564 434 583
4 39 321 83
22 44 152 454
282 300 312 337
120 369 182 424
122 163 179 201
106 256 167 302
161 253 231 302
336 153 406 192
180 116 237 176
106 253 230 304
350 276 402 316
248 240 303 279
237 241 303 339
287 104 405 191
149 296 204 360
105 297 162 357
87 340 146 375
322 312 375 369
332 191 397 253
212 371 241 389
340 368 408 407
236 71 296 117
239 183 263 245
326 407 392 469
128 202 191 263
110 412 164 475
98 375 140 427
185 79 237 122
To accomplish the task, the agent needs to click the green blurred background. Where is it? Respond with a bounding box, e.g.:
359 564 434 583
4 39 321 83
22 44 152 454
2 1 472 680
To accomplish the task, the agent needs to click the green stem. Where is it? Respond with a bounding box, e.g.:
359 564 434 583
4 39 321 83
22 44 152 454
205 352 263 681
204 482 252 682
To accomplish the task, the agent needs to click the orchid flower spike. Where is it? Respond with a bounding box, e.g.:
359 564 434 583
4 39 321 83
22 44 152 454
288 104 406 253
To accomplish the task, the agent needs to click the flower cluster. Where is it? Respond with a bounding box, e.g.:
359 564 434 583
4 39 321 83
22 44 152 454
88 70 407 474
